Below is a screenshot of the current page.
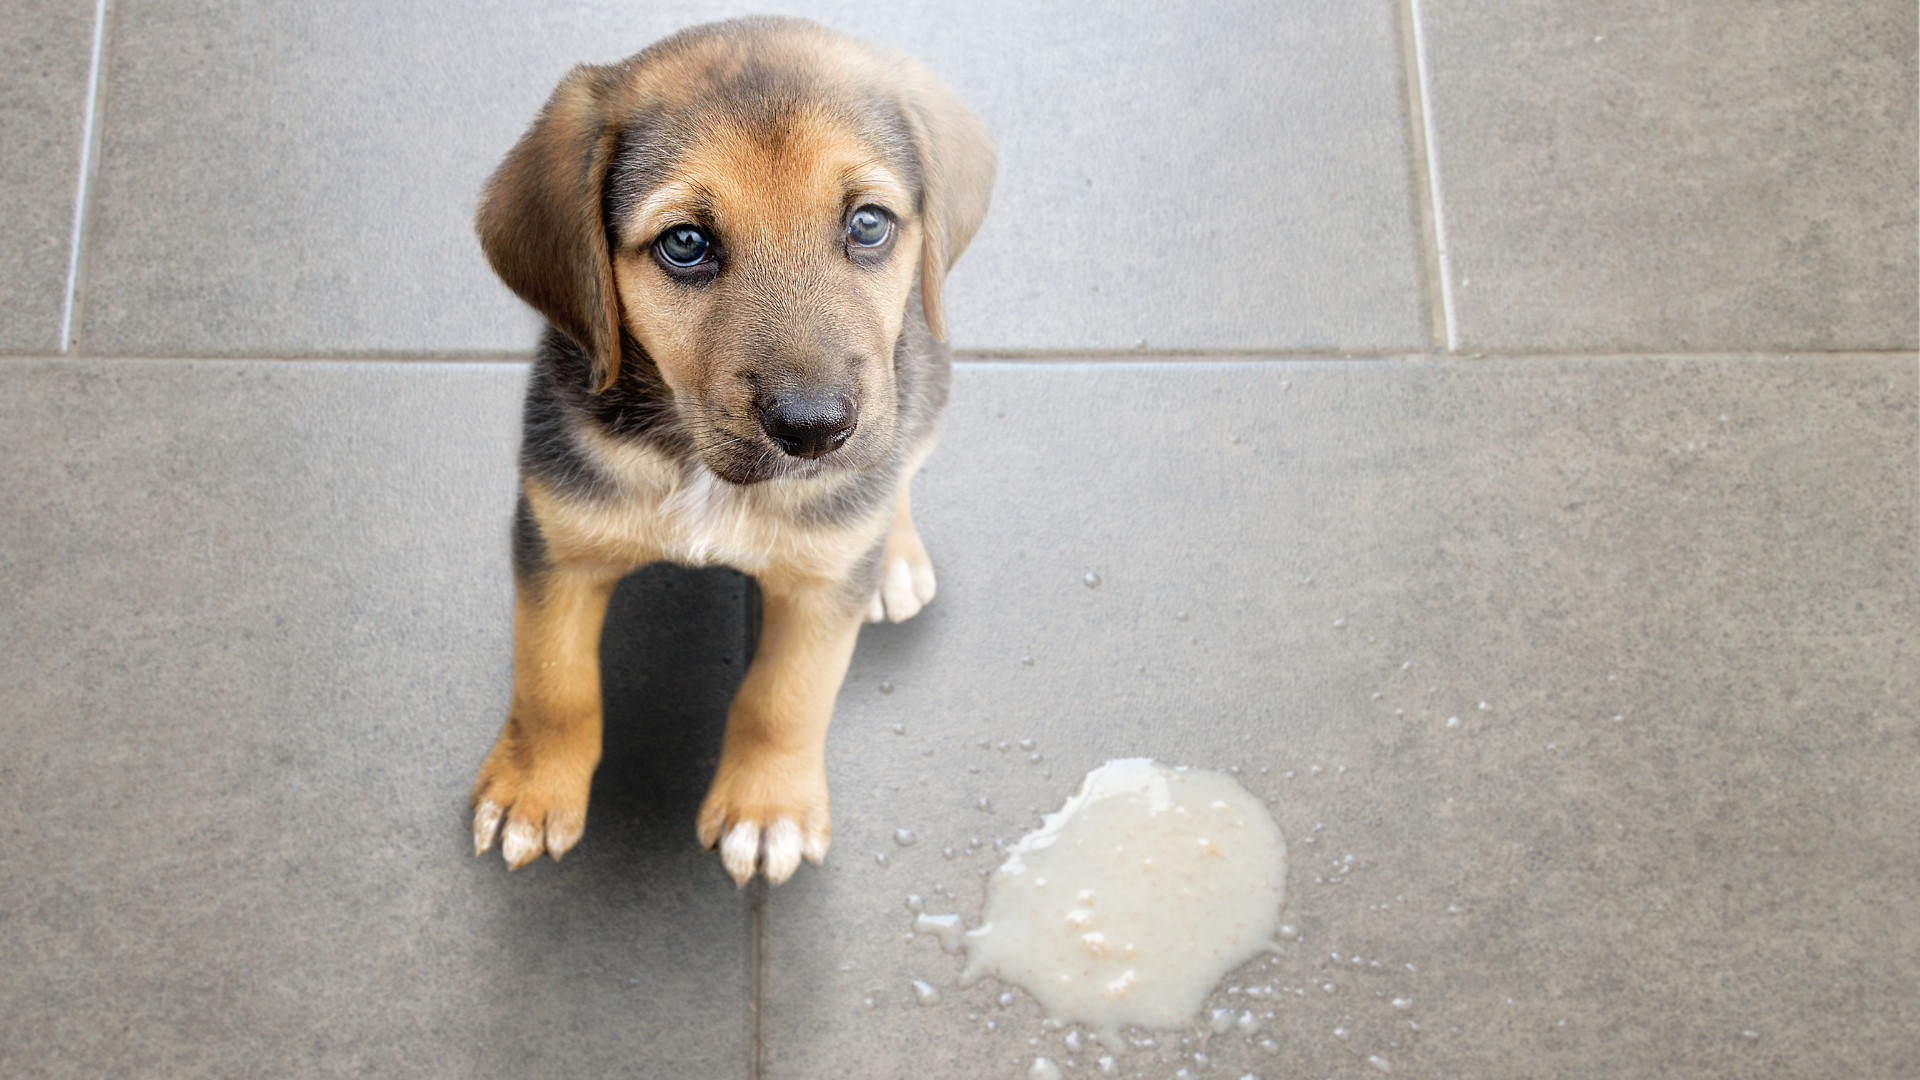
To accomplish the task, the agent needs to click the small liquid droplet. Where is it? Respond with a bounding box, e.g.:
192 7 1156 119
874 852 890 866
1209 1007 1235 1033
1277 924 1299 941
913 912 965 954
894 828 919 847
1028 1058 1064 1080
1176 611 1190 621
879 680 894 694
977 797 995 813
1478 701 1491 711
1022 654 1036 666
1392 997 1412 1009
1333 618 1348 629
1368 1054 1393 1072
1083 572 1101 588
911 979 942 1006
1020 739 1036 751
891 723 906 735
1446 716 1461 729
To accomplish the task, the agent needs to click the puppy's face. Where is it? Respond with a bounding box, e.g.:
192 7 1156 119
476 20 995 485
608 109 920 484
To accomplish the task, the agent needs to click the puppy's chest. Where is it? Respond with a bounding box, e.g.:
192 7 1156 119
538 436 874 577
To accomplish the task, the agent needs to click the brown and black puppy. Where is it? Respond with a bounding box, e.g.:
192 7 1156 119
467 18 993 885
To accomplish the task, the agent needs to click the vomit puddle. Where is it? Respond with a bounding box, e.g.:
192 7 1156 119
958 758 1287 1050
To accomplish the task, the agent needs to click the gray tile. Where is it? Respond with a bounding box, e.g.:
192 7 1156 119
0 0 97 354
79 1 1424 356
0 361 752 1079
761 358 1919 1078
1421 0 1919 352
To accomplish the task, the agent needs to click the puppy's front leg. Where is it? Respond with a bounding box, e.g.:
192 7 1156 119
698 575 864 885
472 565 619 868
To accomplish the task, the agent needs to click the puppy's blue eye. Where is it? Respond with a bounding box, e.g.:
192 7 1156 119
847 207 891 248
656 225 711 268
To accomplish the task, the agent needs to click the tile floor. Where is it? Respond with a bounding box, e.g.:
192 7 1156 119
1 2 1914 1078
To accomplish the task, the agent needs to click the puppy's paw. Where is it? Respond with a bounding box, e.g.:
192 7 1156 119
867 524 936 624
470 731 595 870
696 765 830 886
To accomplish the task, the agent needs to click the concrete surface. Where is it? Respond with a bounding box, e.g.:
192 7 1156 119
1420 0 1919 352
1 0 1915 1077
0 0 97 353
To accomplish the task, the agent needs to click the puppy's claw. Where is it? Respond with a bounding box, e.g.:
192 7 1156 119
874 529 936 623
544 811 585 861
472 800 505 857
502 817 544 870
802 826 830 865
763 819 804 884
721 822 760 886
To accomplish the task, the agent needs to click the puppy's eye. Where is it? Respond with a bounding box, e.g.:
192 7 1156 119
846 206 892 249
655 225 713 268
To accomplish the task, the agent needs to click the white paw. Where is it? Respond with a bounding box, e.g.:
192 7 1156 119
697 773 831 886
867 531 937 624
470 732 594 870
472 795 587 870
706 814 830 886
717 818 829 885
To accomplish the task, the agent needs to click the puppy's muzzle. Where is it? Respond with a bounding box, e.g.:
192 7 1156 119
757 392 856 460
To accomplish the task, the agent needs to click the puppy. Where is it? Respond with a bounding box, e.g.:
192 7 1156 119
467 17 994 885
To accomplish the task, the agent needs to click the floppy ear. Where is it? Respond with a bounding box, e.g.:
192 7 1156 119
476 64 626 391
894 64 996 342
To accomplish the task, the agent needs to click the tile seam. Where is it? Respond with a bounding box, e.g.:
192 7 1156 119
749 877 764 1080
22 349 1918 362
58 0 112 354
1405 0 1460 353
4 351 1915 366
1396 0 1448 352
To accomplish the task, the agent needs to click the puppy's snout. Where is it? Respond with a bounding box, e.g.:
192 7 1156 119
758 392 856 459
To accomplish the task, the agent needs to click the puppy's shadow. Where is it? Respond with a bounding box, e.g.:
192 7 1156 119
590 563 759 852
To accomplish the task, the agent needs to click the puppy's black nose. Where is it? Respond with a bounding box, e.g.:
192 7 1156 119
758 393 856 459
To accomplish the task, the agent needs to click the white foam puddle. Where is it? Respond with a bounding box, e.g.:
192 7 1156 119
958 758 1288 1050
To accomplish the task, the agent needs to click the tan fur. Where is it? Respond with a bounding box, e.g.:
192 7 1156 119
608 114 919 478
468 18 993 885
470 566 620 868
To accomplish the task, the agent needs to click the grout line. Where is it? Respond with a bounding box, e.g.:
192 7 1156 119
1405 0 1459 353
4 349 1915 366
59 0 112 355
1396 0 1448 352
749 877 764 1080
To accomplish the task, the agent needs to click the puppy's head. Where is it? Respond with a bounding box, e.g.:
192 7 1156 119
477 18 994 483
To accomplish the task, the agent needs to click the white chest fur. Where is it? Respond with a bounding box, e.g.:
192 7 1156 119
532 428 885 583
